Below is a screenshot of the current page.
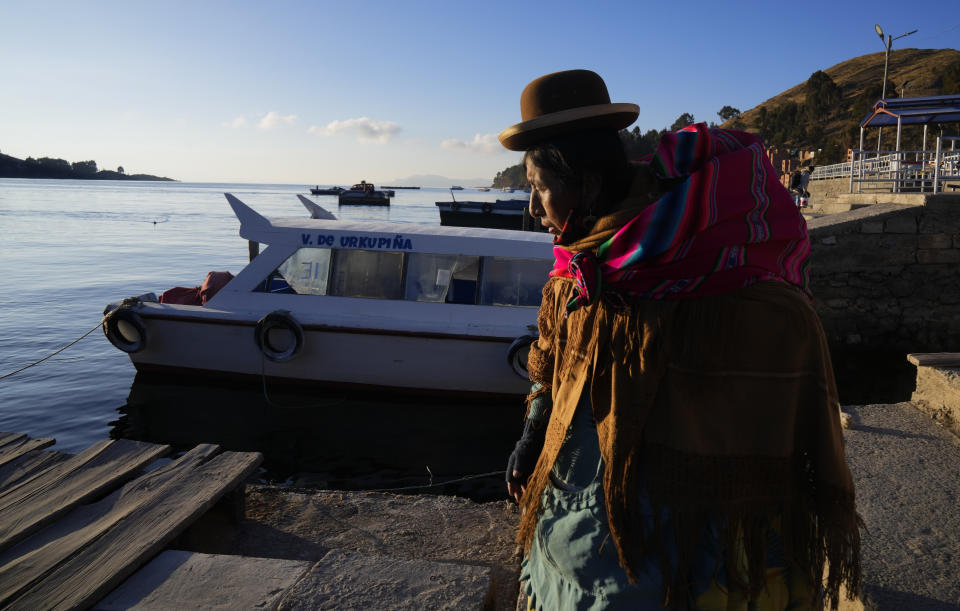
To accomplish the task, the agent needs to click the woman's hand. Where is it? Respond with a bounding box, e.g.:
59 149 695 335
507 475 526 504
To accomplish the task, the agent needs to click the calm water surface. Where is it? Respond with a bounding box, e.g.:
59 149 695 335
0 179 523 497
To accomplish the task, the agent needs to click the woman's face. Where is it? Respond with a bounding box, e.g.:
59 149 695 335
526 159 579 236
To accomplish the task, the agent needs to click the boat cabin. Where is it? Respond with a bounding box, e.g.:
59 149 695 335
222 194 553 311
256 242 548 307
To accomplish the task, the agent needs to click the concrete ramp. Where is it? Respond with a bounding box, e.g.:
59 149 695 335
842 402 960 610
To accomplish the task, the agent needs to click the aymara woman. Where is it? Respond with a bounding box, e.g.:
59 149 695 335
501 70 861 610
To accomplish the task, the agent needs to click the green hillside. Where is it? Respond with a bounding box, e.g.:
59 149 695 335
492 47 960 186
728 48 960 162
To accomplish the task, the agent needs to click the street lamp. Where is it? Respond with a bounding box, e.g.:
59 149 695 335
875 25 918 99
874 24 918 151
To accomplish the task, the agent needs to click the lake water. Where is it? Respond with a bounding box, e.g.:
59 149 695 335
0 179 525 498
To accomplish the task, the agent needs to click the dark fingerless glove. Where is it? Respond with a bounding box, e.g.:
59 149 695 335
506 384 552 486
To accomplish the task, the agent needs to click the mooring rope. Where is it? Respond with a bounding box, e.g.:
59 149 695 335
0 317 107 381
0 296 149 382
363 469 505 493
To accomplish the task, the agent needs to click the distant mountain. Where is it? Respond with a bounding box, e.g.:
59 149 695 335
388 174 492 188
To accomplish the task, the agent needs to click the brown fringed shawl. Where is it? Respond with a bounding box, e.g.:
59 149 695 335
518 130 861 608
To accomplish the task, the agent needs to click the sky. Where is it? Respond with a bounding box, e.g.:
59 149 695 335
1 1 958 185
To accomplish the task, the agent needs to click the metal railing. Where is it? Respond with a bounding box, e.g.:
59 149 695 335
810 136 960 194
812 162 853 179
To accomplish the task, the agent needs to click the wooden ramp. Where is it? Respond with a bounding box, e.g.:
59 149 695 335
0 432 262 610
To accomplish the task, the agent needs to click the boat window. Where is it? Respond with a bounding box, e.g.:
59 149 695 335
329 249 404 299
479 257 551 307
261 247 332 294
404 253 479 303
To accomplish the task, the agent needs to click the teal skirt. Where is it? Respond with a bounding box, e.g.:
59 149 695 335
519 395 817 610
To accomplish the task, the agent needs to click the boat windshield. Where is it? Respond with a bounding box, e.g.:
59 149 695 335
404 253 479 304
257 246 549 308
479 257 548 307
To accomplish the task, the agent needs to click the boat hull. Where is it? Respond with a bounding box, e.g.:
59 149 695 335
338 194 391 205
123 306 534 399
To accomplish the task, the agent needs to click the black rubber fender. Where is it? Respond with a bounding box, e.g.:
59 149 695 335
482 202 493 214
506 334 537 378
255 310 304 362
103 308 148 353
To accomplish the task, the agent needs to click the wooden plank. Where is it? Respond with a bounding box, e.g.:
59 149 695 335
0 451 70 491
0 445 263 611
0 439 170 552
0 434 27 452
0 444 221 607
907 352 960 367
0 437 55 470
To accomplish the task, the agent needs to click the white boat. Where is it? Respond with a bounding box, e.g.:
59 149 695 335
103 194 554 398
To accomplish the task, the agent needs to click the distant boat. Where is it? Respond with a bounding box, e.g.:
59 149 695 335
339 181 391 206
501 187 514 193
476 187 491 192
310 186 346 195
450 186 464 190
435 198 544 232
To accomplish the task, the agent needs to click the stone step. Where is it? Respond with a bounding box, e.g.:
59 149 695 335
278 548 494 609
93 551 312 610
94 548 494 610
908 352 960 437
832 193 928 206
810 202 858 214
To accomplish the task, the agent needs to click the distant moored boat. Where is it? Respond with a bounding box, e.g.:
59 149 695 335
309 186 346 196
338 180 391 206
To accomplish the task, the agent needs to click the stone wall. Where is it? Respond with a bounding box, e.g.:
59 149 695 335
807 176 853 200
807 194 960 357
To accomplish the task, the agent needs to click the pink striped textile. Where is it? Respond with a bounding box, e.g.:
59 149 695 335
553 124 810 313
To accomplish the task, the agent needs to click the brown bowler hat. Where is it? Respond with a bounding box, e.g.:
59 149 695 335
498 69 639 151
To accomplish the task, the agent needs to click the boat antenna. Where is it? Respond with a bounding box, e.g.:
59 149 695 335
449 188 456 203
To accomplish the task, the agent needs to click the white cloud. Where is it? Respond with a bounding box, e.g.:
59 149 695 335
441 133 502 154
258 111 298 130
308 117 401 143
222 116 248 129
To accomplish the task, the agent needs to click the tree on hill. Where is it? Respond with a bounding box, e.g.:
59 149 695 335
491 163 528 189
72 160 97 176
803 70 842 127
620 126 662 160
718 106 741 122
670 113 696 132
937 60 960 94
